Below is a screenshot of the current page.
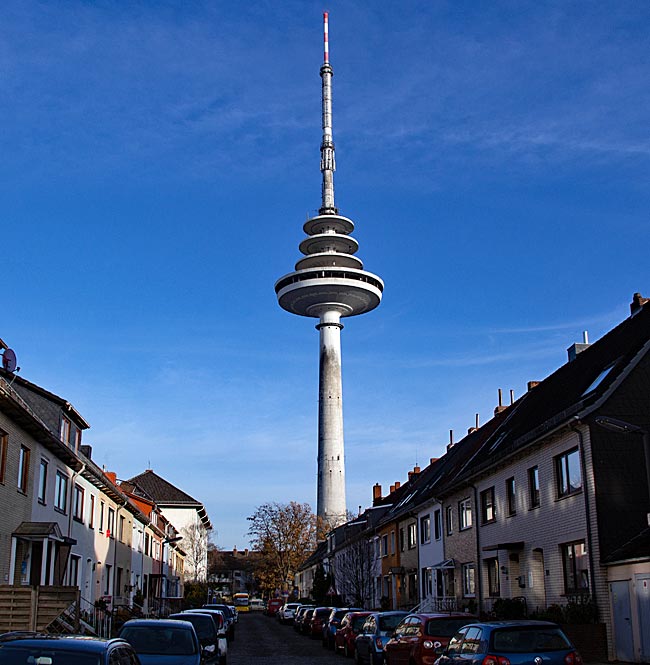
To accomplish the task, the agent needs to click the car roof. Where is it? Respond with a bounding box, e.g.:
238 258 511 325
0 634 130 653
122 619 195 629
467 620 561 628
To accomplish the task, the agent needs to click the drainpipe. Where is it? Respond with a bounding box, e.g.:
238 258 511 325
571 419 597 604
472 484 484 614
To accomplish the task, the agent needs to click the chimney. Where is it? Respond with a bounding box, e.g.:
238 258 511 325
394 481 401 490
631 292 649 316
527 381 540 391
413 466 420 475
447 429 454 451
80 444 92 459
494 388 508 415
373 483 382 504
104 471 117 485
233 546 237 554
567 331 590 362
429 457 439 465
244 548 249 556
389 484 395 493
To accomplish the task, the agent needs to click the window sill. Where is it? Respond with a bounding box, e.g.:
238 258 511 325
555 490 582 502
481 519 496 526
73 517 83 524
54 507 67 515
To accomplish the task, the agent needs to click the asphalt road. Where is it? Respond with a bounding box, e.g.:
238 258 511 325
230 612 341 665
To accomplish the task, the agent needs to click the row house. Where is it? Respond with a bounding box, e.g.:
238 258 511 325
0 364 186 628
306 293 650 663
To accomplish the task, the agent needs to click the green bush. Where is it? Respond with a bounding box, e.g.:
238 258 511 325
493 597 527 619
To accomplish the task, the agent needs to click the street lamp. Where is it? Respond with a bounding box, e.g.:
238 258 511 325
594 416 650 519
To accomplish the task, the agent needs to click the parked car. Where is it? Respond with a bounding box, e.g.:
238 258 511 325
294 605 315 633
435 620 582 665
354 611 409 665
323 607 362 648
266 598 283 617
119 618 201 665
384 613 478 665
0 633 141 664
309 606 334 639
335 611 373 657
300 608 317 635
278 602 302 624
250 599 266 611
168 611 227 665
202 604 237 641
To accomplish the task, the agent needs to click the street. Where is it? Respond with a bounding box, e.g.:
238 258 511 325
230 613 340 665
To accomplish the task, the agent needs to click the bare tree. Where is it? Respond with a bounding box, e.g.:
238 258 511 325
247 501 317 595
332 534 376 608
181 518 209 582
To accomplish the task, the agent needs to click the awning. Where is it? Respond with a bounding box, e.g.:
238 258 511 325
431 559 455 569
12 522 65 542
482 542 524 552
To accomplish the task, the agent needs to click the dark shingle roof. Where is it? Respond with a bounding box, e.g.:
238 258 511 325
602 526 650 565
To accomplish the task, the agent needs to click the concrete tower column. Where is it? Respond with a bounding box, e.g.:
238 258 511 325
316 309 346 528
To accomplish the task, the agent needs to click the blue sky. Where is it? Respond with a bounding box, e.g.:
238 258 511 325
2 1 648 548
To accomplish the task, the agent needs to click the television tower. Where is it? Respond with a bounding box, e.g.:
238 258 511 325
275 13 384 530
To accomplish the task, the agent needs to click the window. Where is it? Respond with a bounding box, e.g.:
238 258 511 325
60 415 71 444
99 501 105 531
420 515 431 544
459 498 472 530
446 505 453 535
38 459 48 503
381 534 388 557
486 558 500 597
108 507 115 537
89 495 95 528
0 430 8 483
556 448 582 497
374 538 380 559
145 532 151 557
562 541 589 593
18 445 30 492
74 428 82 451
69 555 80 586
407 522 417 549
462 563 476 597
104 564 112 596
119 515 125 542
390 530 395 555
399 528 405 552
73 484 84 522
434 509 441 540
506 477 516 515
528 466 540 508
55 472 68 512
480 487 496 523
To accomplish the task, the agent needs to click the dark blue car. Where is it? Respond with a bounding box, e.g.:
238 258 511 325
435 620 582 665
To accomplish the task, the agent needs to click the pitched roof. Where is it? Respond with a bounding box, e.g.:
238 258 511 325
450 300 650 483
128 469 212 530
602 526 650 565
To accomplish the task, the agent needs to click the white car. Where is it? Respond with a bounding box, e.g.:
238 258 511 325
278 602 302 624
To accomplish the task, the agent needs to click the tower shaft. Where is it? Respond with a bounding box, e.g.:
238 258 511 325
317 309 347 528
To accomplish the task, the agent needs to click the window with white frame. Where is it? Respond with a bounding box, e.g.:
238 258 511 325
556 448 582 497
55 471 68 512
408 522 417 549
462 563 476 597
434 509 442 540
446 505 453 535
18 445 30 493
60 416 71 444
89 495 95 528
459 498 472 530
420 515 431 544
108 507 115 537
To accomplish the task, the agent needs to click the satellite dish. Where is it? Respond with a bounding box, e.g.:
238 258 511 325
2 348 17 373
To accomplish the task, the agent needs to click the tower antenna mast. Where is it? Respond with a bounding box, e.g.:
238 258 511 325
320 11 337 215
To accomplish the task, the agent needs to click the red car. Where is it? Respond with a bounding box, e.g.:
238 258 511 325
265 598 283 617
335 611 373 657
310 607 334 639
384 613 477 665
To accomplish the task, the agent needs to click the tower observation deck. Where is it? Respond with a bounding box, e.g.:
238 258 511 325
274 13 384 531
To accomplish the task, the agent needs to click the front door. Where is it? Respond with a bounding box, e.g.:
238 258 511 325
610 580 634 662
636 573 650 663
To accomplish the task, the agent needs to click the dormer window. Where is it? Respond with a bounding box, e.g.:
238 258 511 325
60 416 72 444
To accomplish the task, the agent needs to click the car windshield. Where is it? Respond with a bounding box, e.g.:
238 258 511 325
316 609 331 618
379 615 405 631
352 616 369 631
171 615 213 640
0 646 101 664
426 618 473 637
121 626 197 655
491 627 572 653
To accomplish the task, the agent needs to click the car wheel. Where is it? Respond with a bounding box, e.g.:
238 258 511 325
354 647 362 664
